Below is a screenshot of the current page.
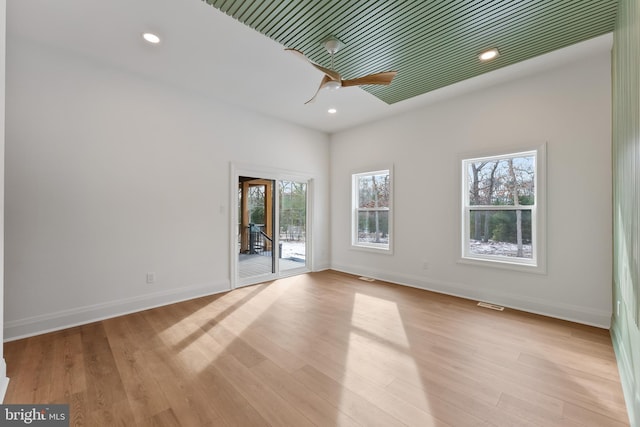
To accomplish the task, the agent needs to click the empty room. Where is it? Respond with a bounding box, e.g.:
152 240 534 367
0 0 639 426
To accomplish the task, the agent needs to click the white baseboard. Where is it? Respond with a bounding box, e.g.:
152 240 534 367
331 263 611 328
4 280 231 341
312 262 331 272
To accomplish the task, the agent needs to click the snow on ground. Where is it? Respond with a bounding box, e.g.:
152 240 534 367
281 240 306 260
469 239 532 258
281 239 530 260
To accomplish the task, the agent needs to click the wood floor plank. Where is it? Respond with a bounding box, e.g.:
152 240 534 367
496 392 581 427
81 344 127 417
70 391 88 427
251 358 362 427
437 342 628 423
49 328 86 403
384 377 508 427
204 321 267 369
5 333 57 404
215 353 315 427
3 270 630 426
292 364 406 427
518 350 621 384
148 408 181 427
139 347 226 426
110 346 171 424
562 400 630 427
87 398 137 427
224 319 307 372
469 349 629 420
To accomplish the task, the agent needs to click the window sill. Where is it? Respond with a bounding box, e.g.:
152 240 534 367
458 256 546 275
351 244 393 255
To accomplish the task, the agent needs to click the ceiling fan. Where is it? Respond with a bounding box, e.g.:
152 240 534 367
286 37 397 104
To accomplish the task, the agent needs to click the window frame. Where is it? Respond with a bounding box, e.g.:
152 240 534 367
459 144 546 273
351 167 393 254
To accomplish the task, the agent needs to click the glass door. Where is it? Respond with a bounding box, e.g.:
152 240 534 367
237 177 276 284
278 180 307 273
232 165 311 288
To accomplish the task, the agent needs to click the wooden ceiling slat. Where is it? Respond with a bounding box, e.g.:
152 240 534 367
267 1 324 44
347 0 611 72
240 1 274 27
382 22 613 96
290 1 383 56
391 9 616 80
342 1 615 79
384 43 602 93
205 0 227 9
245 0 282 26
256 0 307 37
273 2 352 52
202 0 617 104
374 23 614 103
335 0 461 72
227 0 256 17
231 1 256 22
316 0 481 74
335 0 571 76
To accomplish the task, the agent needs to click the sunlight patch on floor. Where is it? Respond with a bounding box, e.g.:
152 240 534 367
158 288 261 347
350 292 410 348
159 317 201 347
167 282 289 374
339 292 436 425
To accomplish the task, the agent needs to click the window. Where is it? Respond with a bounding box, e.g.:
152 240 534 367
461 145 545 271
352 168 392 252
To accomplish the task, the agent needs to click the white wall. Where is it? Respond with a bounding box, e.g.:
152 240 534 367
4 38 330 340
330 52 613 327
0 0 9 401
4 33 612 341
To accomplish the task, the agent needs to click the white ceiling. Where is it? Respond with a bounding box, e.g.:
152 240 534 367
6 0 613 134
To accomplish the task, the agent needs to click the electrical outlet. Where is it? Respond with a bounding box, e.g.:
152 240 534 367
422 261 429 270
146 272 156 284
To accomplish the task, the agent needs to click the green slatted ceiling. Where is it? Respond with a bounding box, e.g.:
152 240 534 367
203 0 617 104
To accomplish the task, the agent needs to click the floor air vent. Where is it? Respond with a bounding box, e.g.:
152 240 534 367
477 301 505 311
358 276 376 282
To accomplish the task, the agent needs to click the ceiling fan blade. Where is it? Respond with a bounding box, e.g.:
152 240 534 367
304 75 332 104
341 71 397 87
285 48 341 81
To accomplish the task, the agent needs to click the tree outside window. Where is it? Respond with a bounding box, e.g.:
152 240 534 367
352 169 392 251
279 181 306 242
462 147 545 270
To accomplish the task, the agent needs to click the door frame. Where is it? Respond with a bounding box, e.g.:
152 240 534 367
230 162 313 289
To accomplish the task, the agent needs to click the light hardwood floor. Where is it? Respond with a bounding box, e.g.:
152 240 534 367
4 270 630 426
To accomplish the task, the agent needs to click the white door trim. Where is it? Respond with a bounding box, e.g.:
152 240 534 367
229 162 313 289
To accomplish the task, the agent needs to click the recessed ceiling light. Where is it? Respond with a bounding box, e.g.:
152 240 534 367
142 32 161 44
328 108 337 114
479 48 499 61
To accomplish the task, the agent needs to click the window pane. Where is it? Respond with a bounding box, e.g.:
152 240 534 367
468 210 532 258
357 210 389 245
357 173 390 208
279 180 307 270
467 156 535 206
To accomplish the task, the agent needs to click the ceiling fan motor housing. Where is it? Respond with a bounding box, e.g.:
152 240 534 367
325 80 341 90
323 37 342 54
